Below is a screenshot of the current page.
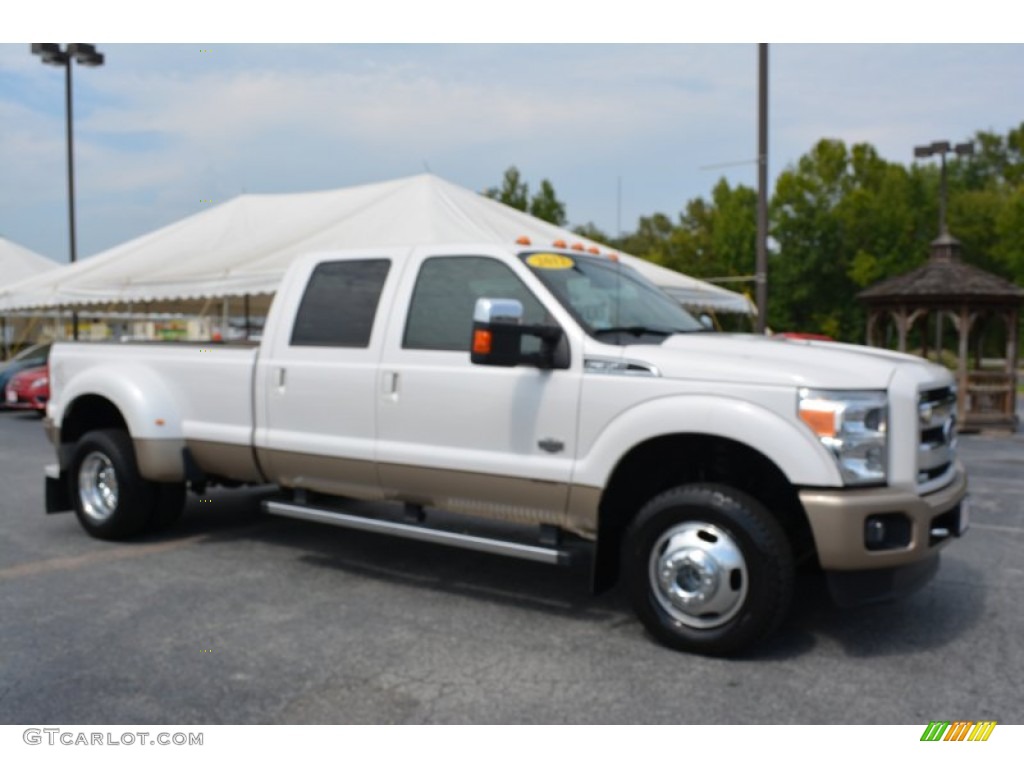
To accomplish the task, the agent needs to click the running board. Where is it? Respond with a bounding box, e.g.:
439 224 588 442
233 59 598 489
263 500 572 566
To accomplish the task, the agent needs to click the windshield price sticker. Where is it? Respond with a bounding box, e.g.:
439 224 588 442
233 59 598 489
527 253 575 270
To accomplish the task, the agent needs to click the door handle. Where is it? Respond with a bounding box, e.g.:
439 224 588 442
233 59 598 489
382 371 399 397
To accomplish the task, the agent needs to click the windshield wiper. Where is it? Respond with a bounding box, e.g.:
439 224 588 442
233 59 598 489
593 325 682 337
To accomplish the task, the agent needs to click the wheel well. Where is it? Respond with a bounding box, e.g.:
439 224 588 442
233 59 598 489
60 395 128 455
592 434 814 592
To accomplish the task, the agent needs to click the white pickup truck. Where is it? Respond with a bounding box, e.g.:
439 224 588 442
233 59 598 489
43 242 968 655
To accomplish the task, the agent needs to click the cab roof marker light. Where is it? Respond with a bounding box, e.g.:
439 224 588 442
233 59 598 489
552 239 567 248
515 236 531 245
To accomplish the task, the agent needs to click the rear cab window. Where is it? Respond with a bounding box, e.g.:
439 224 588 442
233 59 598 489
290 259 391 348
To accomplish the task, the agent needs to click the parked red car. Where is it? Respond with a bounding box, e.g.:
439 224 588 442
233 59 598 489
4 364 49 414
774 332 835 342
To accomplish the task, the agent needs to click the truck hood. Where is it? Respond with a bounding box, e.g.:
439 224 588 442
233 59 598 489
624 333 939 390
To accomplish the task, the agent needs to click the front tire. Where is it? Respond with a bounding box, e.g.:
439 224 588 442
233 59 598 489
623 484 793 656
69 429 157 540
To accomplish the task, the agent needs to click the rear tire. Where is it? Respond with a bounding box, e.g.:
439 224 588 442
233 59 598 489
623 483 793 656
69 429 157 540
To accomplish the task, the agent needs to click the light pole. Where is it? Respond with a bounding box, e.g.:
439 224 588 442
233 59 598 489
913 139 974 237
755 43 768 334
31 43 105 341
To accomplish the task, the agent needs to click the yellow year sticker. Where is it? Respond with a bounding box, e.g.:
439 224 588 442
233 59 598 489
527 253 575 270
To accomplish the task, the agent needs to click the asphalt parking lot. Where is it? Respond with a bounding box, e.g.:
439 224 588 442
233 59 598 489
1 408 1022 725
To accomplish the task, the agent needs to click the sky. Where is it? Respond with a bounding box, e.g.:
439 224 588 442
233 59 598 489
3 3 1023 265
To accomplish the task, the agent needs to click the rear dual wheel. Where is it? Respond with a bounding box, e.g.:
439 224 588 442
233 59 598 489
70 429 186 540
624 484 793 656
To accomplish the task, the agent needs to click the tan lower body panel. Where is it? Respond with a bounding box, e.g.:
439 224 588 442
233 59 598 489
800 462 968 570
258 447 383 501
133 438 265 484
134 438 187 482
260 447 600 540
187 439 264 483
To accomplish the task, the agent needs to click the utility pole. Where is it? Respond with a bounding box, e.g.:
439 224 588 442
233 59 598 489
755 43 769 334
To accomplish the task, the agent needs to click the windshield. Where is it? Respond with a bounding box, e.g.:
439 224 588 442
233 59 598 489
520 252 704 341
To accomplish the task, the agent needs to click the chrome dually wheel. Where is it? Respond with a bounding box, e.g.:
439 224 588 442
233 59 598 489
624 484 793 656
649 521 749 630
77 451 120 523
69 429 156 540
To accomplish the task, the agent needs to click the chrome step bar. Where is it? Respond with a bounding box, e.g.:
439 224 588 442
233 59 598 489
263 500 570 565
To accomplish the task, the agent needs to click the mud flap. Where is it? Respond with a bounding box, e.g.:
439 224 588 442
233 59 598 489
45 463 72 514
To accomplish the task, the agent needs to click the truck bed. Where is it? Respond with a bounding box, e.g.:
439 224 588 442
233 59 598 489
49 341 261 480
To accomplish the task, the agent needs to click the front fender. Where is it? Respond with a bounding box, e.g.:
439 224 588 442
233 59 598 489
574 394 842 489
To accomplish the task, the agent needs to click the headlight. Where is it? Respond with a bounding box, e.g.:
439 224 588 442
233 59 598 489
30 377 49 390
798 389 888 486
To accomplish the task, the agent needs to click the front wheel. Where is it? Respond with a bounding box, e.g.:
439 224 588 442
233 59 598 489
69 429 157 540
623 484 793 656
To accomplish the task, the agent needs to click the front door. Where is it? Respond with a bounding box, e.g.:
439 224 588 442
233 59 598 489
376 250 582 527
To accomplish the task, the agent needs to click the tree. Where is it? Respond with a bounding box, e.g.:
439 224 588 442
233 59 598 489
484 166 529 211
572 222 614 246
484 167 568 226
529 179 567 226
768 139 927 339
992 186 1024 277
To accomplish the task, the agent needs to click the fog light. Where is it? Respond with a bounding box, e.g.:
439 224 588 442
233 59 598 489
865 518 886 547
864 513 912 551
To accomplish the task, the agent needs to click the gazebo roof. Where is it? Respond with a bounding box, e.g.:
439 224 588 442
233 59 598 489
858 233 1024 305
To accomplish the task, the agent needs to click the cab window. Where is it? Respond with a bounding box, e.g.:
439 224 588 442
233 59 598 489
290 259 391 347
403 256 548 351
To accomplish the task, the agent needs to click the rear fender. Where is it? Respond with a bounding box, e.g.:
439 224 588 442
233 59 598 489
57 364 186 481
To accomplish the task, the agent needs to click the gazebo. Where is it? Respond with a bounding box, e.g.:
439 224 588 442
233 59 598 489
858 233 1024 432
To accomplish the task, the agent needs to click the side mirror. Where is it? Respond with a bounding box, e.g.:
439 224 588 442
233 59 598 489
471 298 525 367
470 298 565 369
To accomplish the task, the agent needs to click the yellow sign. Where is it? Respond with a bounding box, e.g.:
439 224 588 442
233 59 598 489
526 253 575 270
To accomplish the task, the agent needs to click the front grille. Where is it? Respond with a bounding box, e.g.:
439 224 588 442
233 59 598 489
917 387 957 490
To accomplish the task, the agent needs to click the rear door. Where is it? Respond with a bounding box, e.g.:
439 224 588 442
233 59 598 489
255 250 401 499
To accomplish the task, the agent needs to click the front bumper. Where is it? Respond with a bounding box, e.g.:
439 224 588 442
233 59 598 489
799 461 968 571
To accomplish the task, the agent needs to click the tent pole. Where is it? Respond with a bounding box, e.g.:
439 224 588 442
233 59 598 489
244 294 250 340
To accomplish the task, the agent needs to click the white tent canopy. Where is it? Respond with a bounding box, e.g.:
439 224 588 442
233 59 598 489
0 237 59 286
0 174 754 315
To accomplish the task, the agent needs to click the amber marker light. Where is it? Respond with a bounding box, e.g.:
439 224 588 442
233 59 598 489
516 236 531 245
798 400 840 438
472 329 493 355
